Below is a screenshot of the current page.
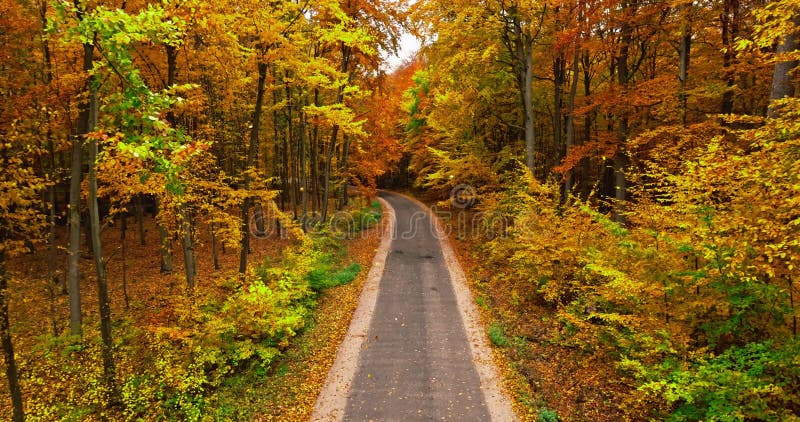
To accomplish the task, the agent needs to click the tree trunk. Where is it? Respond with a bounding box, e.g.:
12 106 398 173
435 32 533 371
68 39 97 337
339 134 351 209
211 222 220 271
614 3 633 224
321 124 339 222
181 206 196 292
581 50 594 197
521 34 536 174
720 0 739 114
322 43 352 221
679 2 692 125
0 255 25 422
300 106 309 224
42 0 63 336
121 214 129 310
156 43 179 274
311 89 321 214
67 132 83 336
155 199 173 274
767 15 799 118
563 47 581 203
239 60 268 277
86 78 117 405
553 53 565 168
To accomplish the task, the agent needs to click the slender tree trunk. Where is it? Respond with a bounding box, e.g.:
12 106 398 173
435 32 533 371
68 39 96 337
553 54 565 167
300 107 309 224
321 125 338 221
339 134 351 209
41 0 64 337
285 80 298 217
45 88 60 337
67 134 83 336
311 89 321 214
322 44 351 221
157 44 179 274
767 15 799 118
563 47 581 202
0 255 25 422
155 199 173 274
581 50 594 197
613 3 633 224
211 222 220 271
86 82 117 404
239 60 268 277
720 0 739 114
679 2 692 126
121 214 129 310
788 276 796 336
86 87 116 400
521 34 536 174
181 206 196 291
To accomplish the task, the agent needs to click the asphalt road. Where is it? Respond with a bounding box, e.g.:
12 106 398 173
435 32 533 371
343 192 490 421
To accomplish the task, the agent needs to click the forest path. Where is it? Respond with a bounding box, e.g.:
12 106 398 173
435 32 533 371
312 192 516 421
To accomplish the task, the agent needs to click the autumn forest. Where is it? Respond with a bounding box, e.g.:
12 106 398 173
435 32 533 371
1 0 799 420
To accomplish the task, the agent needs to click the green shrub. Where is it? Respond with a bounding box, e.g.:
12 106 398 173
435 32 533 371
537 407 561 422
642 340 800 421
488 322 510 347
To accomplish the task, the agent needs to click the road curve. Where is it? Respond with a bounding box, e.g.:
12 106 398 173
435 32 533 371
312 192 516 421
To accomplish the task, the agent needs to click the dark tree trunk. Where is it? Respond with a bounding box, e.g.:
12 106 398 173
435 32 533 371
0 255 25 422
563 47 580 203
155 199 173 274
613 2 633 224
339 134 351 209
211 222 221 271
720 0 739 114
86 80 117 405
239 60 268 277
322 43 352 221
553 53 565 167
41 0 63 337
157 44 179 274
521 33 536 173
121 214 129 310
679 2 692 125
181 206 196 292
68 39 96 338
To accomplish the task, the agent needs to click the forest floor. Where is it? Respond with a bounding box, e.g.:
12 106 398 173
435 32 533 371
0 201 382 420
413 190 630 422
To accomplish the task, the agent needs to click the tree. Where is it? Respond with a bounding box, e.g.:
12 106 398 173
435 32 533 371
762 1 799 118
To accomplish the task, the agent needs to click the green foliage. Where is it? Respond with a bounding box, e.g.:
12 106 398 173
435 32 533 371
308 263 362 290
404 70 430 133
488 322 510 348
642 340 800 421
331 201 382 236
50 2 198 194
536 407 561 422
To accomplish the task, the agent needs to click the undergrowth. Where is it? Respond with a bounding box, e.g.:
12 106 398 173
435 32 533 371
14 202 380 421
